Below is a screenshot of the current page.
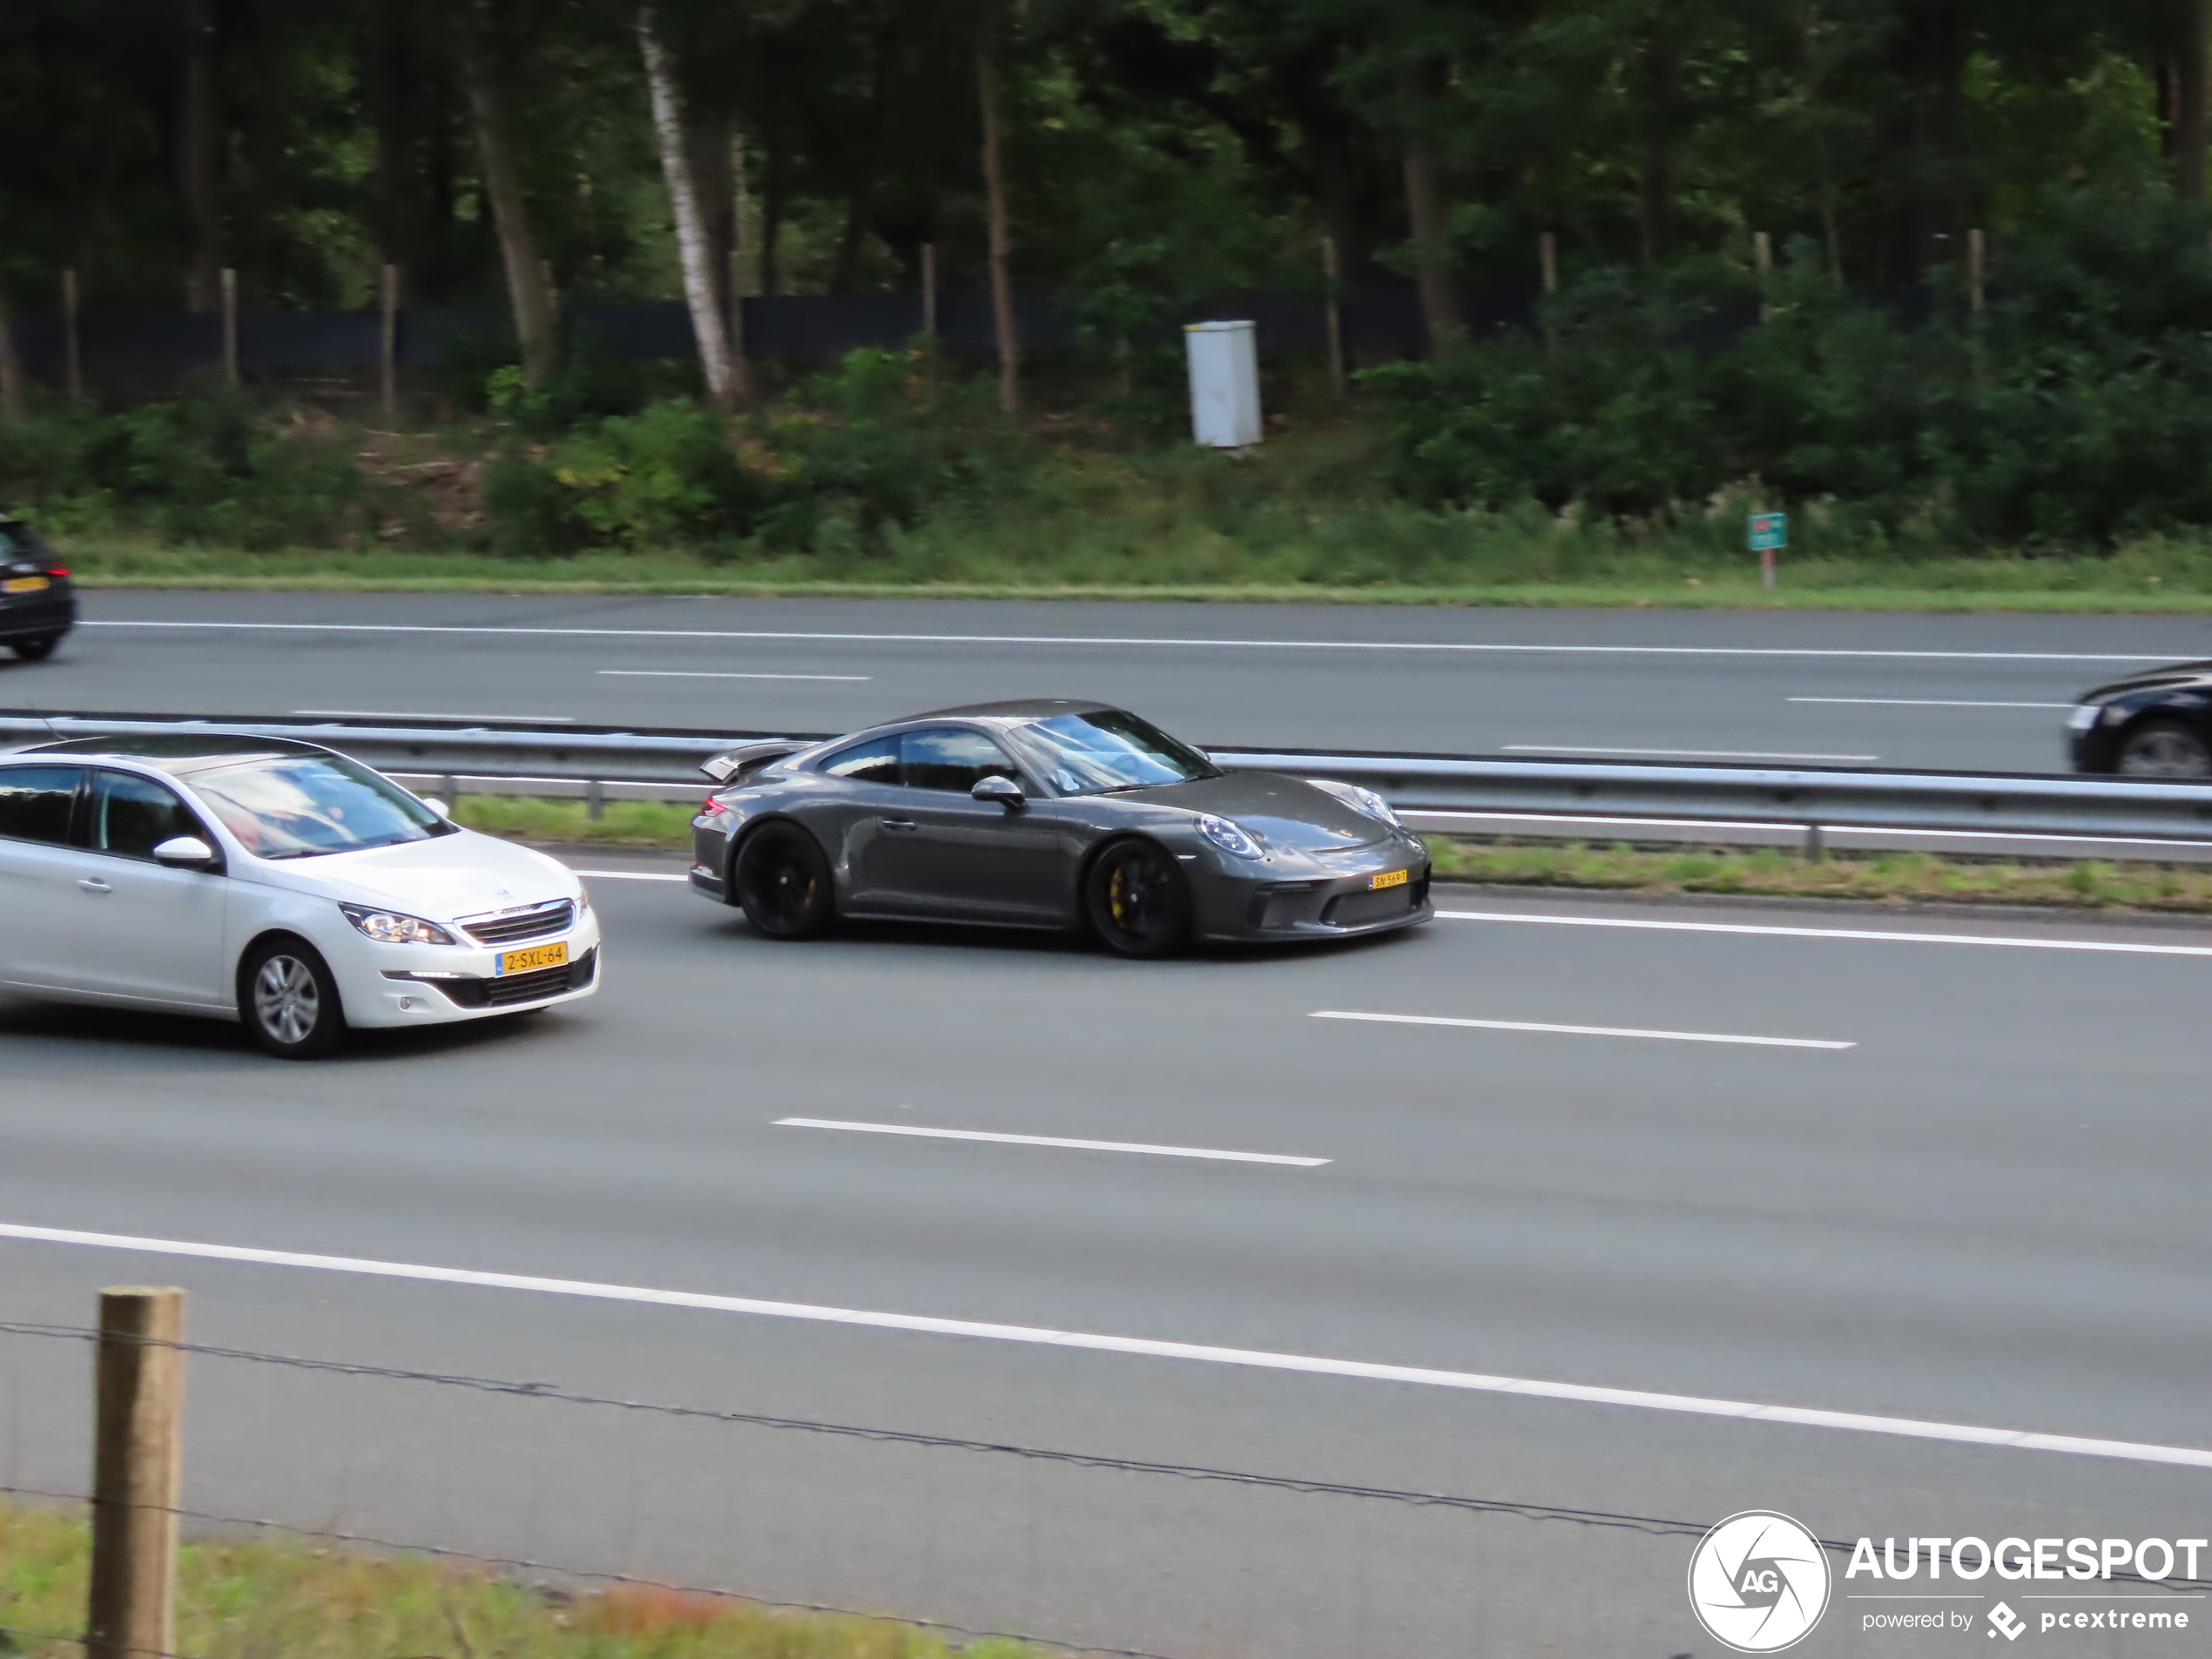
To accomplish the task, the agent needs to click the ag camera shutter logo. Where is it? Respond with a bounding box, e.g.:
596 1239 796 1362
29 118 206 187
1688 1510 1832 1652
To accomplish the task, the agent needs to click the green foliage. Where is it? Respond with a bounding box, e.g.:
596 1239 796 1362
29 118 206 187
1366 195 2212 549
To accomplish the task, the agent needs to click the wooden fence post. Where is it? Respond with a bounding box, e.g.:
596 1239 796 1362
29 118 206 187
921 241 938 339
1968 227 1986 314
1753 231 1773 323
380 263 401 415
62 268 83 401
87 1287 186 1659
219 267 239 386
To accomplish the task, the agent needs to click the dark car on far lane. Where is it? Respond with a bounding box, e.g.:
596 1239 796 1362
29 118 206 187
689 699 1433 957
2068 661 2212 776
0 516 75 662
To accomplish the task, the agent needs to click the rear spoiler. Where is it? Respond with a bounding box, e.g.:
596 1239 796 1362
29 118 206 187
700 740 808 785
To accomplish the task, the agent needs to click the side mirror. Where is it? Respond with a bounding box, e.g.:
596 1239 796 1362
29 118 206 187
419 797 451 820
152 835 218 872
971 774 1025 810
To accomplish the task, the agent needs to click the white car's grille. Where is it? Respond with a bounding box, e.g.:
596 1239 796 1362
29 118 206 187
459 899 574 947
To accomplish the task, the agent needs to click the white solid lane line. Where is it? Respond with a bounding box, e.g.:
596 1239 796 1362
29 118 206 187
776 1116 1328 1166
292 709 577 723
1788 697 2074 709
2 1218 2202 1470
1438 909 2212 957
572 870 689 881
599 670 871 682
1504 744 1880 761
1407 811 2212 852
1311 1010 1853 1049
83 620 2177 663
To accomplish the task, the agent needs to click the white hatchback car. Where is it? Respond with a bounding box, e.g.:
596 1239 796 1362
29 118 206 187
0 735 600 1057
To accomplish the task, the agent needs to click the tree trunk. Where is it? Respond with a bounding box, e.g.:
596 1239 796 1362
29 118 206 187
760 141 785 298
1877 3 1966 281
0 299 24 421
641 6 734 408
368 0 421 275
689 105 733 317
1635 37 1680 262
977 19 1019 413
179 0 221 312
1398 68 1461 352
456 0 556 385
2179 0 2209 203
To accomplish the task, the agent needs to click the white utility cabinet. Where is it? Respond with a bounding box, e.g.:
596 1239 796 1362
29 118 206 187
1185 320 1261 448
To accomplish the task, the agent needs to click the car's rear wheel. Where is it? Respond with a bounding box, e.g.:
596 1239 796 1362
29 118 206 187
732 822 836 939
1084 840 1191 959
9 636 59 662
2115 718 2212 777
240 938 347 1059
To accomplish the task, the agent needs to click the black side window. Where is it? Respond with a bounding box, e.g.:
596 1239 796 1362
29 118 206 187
0 766 82 845
820 735 902 786
92 771 207 861
902 728 1019 792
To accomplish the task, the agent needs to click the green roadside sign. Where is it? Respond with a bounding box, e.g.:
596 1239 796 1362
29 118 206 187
1748 511 1788 551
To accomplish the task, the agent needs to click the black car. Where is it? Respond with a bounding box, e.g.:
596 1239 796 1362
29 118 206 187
689 699 1433 957
2068 661 2212 776
0 516 75 662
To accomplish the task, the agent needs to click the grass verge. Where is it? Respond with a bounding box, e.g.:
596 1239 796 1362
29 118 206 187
0 1501 1038 1659
1425 838 2212 913
462 795 2212 914
57 541 2212 613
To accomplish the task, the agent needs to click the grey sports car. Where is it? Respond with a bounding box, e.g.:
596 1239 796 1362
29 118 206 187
688 699 1433 956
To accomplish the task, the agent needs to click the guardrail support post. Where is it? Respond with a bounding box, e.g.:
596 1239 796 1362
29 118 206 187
1804 822 1825 863
586 778 605 820
87 1286 186 1659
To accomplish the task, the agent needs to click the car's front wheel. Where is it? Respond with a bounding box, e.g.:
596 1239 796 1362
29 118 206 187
2114 718 2212 777
240 938 347 1059
1083 840 1191 959
9 636 59 662
731 822 836 939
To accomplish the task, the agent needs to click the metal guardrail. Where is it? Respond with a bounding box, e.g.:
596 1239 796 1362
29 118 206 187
9 710 2212 846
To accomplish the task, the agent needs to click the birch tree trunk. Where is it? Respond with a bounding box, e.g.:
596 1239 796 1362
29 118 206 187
640 6 734 409
456 0 556 386
977 19 1020 414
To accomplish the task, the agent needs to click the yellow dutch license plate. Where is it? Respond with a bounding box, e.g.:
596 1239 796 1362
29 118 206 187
497 941 570 975
2 577 48 594
1369 869 1410 891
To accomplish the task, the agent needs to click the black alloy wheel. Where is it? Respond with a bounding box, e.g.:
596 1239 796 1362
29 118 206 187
732 822 836 939
1083 839 1192 959
239 938 347 1059
9 636 57 662
2114 718 2212 778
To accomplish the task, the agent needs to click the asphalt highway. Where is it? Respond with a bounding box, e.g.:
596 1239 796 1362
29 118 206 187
13 590 2212 769
4 862 2210 1656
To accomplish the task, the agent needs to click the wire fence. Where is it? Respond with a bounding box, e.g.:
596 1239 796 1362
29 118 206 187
4 1315 2207 1658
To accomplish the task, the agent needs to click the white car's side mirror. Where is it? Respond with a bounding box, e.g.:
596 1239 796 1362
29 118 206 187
152 835 218 871
420 797 451 819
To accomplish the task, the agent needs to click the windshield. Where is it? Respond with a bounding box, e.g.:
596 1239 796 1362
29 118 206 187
1015 710 1221 796
186 754 455 860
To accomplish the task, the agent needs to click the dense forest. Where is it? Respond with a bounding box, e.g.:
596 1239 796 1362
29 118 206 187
7 0 2212 575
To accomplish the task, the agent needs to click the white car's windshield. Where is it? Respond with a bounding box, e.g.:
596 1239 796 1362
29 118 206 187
188 755 454 860
1016 710 1221 796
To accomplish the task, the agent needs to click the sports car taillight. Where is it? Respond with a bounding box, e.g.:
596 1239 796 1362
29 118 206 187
698 798 733 825
44 566 70 577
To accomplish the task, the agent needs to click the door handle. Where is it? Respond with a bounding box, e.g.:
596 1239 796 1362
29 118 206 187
78 879 111 894
881 819 919 833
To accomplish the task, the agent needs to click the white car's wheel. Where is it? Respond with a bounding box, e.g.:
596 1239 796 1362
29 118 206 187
241 939 347 1059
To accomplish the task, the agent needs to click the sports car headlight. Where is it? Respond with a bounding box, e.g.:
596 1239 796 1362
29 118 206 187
1307 778 1402 827
1197 814 1264 859
338 902 456 946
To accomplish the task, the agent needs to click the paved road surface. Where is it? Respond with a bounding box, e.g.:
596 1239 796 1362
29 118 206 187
13 590 2212 768
4 866 2209 1655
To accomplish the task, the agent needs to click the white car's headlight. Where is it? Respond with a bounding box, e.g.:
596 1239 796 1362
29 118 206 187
1197 814 1264 859
1308 778 1402 827
338 902 456 945
2067 704 2103 732
576 883 591 916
